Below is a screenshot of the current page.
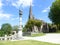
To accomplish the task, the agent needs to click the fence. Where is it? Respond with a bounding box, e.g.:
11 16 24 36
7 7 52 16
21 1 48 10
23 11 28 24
23 32 31 36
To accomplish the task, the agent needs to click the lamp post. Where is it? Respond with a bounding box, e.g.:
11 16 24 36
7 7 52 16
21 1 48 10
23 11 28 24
18 10 23 38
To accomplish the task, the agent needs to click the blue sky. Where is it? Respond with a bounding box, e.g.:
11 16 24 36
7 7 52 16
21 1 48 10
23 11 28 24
0 0 55 28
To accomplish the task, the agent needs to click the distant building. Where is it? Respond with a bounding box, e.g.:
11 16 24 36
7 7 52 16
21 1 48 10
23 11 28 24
28 4 49 33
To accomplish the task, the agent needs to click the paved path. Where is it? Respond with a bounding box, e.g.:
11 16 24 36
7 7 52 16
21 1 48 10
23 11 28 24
23 33 60 44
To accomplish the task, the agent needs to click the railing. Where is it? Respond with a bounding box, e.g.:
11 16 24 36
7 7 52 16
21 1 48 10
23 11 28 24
0 34 17 40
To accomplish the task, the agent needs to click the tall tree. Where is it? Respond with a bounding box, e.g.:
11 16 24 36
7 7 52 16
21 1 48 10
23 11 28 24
48 0 60 29
1 23 12 35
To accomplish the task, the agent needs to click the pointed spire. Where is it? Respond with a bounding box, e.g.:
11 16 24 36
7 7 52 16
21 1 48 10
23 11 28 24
29 3 34 19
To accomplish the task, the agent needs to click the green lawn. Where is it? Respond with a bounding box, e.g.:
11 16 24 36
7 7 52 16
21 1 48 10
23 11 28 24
56 30 60 33
31 33 45 37
0 40 59 45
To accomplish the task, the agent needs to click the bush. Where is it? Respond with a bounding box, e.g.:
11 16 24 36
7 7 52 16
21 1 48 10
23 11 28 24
48 24 57 32
22 27 27 32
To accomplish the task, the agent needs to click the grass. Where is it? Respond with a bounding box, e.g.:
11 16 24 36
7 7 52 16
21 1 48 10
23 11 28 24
30 33 45 37
0 40 60 45
56 30 60 33
23 32 45 37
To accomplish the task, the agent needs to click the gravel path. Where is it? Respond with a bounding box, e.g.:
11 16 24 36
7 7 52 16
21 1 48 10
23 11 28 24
23 33 60 44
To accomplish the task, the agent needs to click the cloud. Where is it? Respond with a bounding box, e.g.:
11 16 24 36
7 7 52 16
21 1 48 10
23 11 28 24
0 0 13 20
0 13 12 20
0 0 3 9
6 0 33 8
11 17 19 21
42 6 50 13
0 0 4 13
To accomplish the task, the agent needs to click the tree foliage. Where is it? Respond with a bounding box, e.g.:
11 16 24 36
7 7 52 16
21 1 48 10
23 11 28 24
1 23 12 35
48 0 60 25
24 19 42 32
49 0 60 24
12 25 19 33
0 30 5 36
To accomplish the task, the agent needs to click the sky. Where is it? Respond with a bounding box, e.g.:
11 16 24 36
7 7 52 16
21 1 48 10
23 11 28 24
0 0 55 28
